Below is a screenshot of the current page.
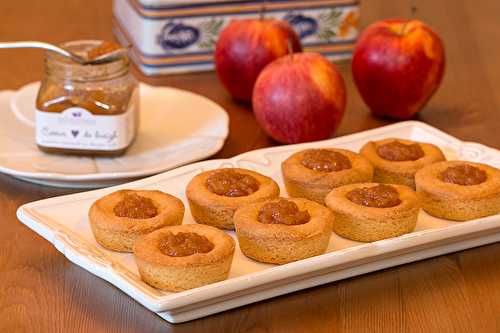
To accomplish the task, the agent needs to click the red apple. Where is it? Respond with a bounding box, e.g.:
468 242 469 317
253 52 346 144
352 19 445 119
215 18 302 103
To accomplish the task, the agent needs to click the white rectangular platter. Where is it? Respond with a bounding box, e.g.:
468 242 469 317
17 121 500 324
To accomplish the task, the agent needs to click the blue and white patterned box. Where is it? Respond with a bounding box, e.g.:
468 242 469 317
113 0 360 75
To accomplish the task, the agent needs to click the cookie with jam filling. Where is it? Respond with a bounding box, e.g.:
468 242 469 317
281 148 374 204
186 168 280 230
360 138 445 189
88 189 185 252
134 224 235 291
325 183 420 242
234 197 333 264
415 161 500 221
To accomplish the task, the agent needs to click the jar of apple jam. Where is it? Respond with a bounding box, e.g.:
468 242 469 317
36 40 138 156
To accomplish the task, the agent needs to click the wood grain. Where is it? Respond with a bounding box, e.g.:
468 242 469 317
1 0 500 332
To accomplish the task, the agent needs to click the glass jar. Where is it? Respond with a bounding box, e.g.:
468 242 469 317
36 40 139 156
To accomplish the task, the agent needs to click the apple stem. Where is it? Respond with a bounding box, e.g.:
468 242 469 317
259 1 267 20
287 38 294 61
400 5 417 35
411 4 418 18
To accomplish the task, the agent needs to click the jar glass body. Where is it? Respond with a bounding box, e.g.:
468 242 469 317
36 40 139 156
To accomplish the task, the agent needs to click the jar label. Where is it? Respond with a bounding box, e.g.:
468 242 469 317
36 103 137 151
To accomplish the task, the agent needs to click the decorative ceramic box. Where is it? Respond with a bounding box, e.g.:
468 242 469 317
112 0 360 75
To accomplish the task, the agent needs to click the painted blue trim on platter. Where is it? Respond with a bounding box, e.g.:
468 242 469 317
141 50 214 58
138 50 352 68
133 3 359 20
134 38 356 58
298 39 357 48
140 60 214 68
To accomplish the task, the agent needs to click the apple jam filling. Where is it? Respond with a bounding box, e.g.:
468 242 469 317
301 149 352 172
376 141 425 161
258 199 310 225
346 184 401 208
113 193 158 219
206 169 260 197
440 164 487 186
87 41 122 60
159 232 214 257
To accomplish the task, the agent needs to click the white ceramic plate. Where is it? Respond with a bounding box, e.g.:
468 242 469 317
0 82 228 188
17 121 500 323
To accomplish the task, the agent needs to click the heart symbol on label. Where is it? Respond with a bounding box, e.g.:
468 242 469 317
71 130 79 138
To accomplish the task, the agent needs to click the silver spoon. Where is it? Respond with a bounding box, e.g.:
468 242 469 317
0 41 128 65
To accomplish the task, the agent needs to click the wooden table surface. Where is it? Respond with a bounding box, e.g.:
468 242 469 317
1 0 500 332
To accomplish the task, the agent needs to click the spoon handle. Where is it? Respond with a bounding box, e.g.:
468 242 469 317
0 41 85 63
